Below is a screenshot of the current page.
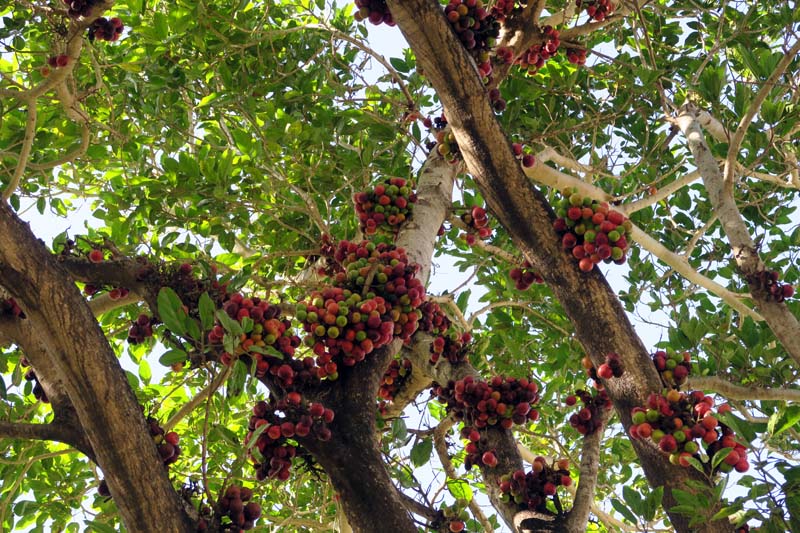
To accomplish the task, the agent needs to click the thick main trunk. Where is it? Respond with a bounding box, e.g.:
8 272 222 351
302 339 418 533
386 1 731 531
0 202 195 532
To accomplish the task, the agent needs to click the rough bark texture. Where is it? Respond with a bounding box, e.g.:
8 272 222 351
301 340 418 533
386 1 732 531
0 202 196 533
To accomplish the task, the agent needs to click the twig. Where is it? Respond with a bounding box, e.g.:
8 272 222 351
723 38 800 196
2 103 38 202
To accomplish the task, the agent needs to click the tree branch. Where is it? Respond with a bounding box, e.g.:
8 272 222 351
2 103 37 202
722 38 800 196
687 376 800 402
673 105 800 368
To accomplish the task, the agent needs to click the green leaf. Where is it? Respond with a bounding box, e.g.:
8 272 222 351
0 376 6 399
248 344 284 359
84 521 118 533
610 498 638 524
157 287 188 336
622 485 644 516
216 310 244 336
227 360 247 398
138 359 152 383
771 405 800 438
711 448 733 470
158 349 188 366
643 485 663 522
198 292 216 330
390 417 408 443
410 438 433 467
446 479 473 502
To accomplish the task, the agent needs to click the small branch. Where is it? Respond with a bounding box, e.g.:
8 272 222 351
2 103 38 202
165 366 232 431
621 170 701 214
88 291 142 315
28 123 90 171
396 489 440 523
563 408 611 532
687 376 800 402
433 415 494 533
0 420 83 448
467 300 570 337
723 38 800 196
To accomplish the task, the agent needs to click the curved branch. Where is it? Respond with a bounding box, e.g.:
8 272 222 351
2 103 37 202
433 414 494 533
722 38 800 196
673 105 800 367
522 161 761 321
687 376 800 402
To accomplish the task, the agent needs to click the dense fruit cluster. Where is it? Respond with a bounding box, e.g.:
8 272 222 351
460 206 492 246
0 298 25 318
566 388 611 435
565 47 587 65
510 142 536 168
489 0 515 20
210 293 305 384
460 425 500 469
62 0 101 18
20 358 48 403
444 0 500 79
127 314 154 344
629 391 749 474
652 349 691 388
509 260 543 290
438 499 470 532
418 301 472 365
88 16 124 42
217 485 261 532
354 178 417 236
353 0 394 25
298 241 424 375
148 417 181 468
433 375 540 430
576 0 615 22
247 397 334 482
747 270 795 302
498 458 572 512
378 358 413 402
552 188 632 271
514 26 560 75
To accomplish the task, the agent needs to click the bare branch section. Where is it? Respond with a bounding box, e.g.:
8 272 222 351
0 421 84 449
673 105 800 368
688 376 800 402
387 1 732 531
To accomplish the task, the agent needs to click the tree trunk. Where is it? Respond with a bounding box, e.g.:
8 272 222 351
386 1 731 531
0 202 196 532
